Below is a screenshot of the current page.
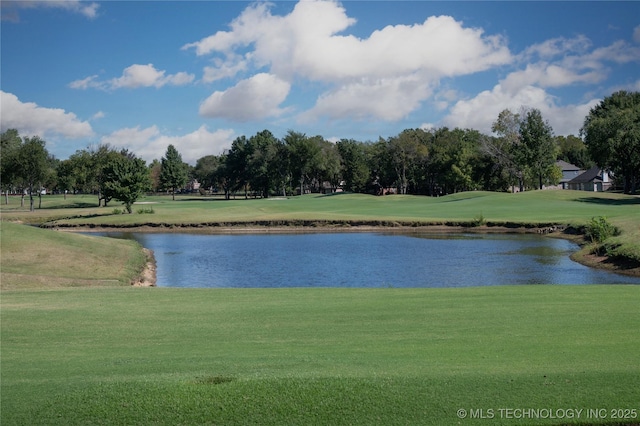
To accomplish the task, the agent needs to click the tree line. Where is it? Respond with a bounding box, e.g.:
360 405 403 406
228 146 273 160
2 91 638 212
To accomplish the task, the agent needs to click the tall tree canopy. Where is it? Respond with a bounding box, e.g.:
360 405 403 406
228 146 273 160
581 90 640 194
518 108 557 190
160 144 188 200
102 151 151 213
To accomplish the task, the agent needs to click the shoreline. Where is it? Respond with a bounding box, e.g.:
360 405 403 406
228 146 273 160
57 222 640 282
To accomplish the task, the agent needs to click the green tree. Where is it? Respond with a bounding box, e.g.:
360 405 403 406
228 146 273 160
336 139 370 193
1 129 22 204
148 159 162 193
193 155 221 193
581 90 640 194
488 109 523 192
387 129 429 195
56 159 76 199
247 130 279 198
518 108 556 190
160 144 188 200
555 135 593 169
284 131 320 196
13 136 50 211
102 152 151 213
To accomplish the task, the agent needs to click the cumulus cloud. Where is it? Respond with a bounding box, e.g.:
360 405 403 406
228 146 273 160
0 91 94 139
302 75 433 122
184 0 512 122
442 33 640 136
442 83 599 136
199 73 291 121
1 0 99 21
69 64 195 90
100 125 235 164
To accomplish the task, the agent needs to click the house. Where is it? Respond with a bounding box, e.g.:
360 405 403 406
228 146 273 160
568 166 612 192
557 160 583 189
545 160 583 190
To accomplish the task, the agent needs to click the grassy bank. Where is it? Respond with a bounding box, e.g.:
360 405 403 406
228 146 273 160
0 222 147 290
2 286 639 425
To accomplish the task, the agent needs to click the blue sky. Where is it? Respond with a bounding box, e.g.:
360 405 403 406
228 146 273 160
2 1 639 164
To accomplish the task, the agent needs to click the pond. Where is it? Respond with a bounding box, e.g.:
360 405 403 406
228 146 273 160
92 232 640 288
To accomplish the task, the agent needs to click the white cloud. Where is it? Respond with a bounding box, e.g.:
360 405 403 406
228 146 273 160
441 33 639 136
634 25 640 44
101 125 235 164
92 111 105 120
69 64 195 90
184 1 512 122
0 91 94 139
302 75 432 122
69 75 101 90
1 1 99 21
202 56 248 83
199 73 291 121
501 63 604 94
443 84 598 136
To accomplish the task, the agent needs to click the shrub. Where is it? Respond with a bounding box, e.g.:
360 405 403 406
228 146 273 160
470 212 486 227
136 207 155 214
112 208 124 215
585 216 620 243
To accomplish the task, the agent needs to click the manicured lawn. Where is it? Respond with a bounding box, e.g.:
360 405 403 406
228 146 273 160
1 191 639 424
2 190 639 227
2 286 639 425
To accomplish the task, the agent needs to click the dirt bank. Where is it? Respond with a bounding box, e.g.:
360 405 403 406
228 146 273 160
131 248 156 287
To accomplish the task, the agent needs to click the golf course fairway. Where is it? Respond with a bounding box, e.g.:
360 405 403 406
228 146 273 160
1 190 639 425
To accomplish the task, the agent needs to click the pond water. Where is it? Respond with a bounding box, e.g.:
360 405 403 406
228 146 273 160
92 232 640 288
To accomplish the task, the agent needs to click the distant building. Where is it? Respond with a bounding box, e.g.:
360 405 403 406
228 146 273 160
556 160 583 190
568 166 612 192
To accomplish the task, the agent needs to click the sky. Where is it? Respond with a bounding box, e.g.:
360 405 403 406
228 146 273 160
1 1 639 165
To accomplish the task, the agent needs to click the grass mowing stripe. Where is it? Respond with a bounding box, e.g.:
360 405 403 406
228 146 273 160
2 286 639 425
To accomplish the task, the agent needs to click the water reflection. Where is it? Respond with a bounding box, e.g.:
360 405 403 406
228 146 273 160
92 232 640 288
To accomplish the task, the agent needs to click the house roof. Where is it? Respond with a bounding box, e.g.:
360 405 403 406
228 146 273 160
556 160 581 171
569 166 603 184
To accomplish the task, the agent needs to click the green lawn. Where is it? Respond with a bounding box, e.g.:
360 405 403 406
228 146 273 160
2 286 639 425
1 191 639 425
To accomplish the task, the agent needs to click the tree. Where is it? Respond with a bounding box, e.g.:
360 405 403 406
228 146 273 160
1 129 22 203
284 131 320 195
581 90 640 194
488 109 524 192
13 136 50 211
555 135 593 169
247 130 279 198
160 144 188 200
193 155 221 193
336 139 370 193
102 152 151 213
148 159 162 193
387 129 429 195
518 109 556 190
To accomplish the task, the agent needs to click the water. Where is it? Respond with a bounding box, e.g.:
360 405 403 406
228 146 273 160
91 232 640 288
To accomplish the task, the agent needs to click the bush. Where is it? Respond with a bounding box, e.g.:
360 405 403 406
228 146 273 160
112 208 124 215
136 207 155 214
585 216 620 243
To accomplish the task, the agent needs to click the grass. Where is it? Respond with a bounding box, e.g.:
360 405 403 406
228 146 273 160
2 190 639 227
2 286 639 425
1 190 639 424
0 221 147 290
